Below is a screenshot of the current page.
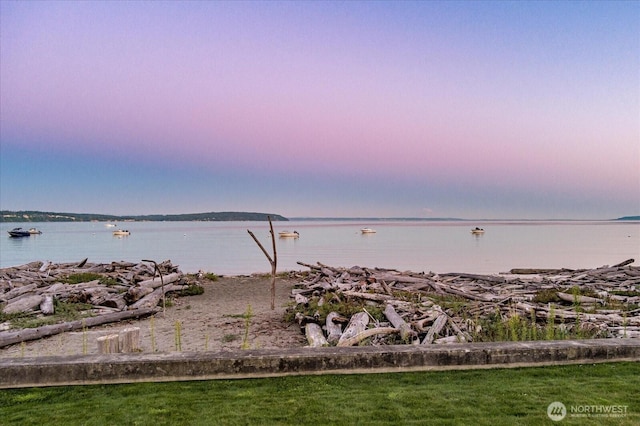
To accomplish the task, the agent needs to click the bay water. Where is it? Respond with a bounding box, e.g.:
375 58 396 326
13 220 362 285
1 220 638 276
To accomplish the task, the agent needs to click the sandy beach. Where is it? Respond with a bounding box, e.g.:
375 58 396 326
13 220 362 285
0 275 306 358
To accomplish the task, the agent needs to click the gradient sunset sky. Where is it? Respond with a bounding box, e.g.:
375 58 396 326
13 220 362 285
1 1 638 219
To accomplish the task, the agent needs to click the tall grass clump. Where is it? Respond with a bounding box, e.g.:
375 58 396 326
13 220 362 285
242 305 253 350
174 321 182 351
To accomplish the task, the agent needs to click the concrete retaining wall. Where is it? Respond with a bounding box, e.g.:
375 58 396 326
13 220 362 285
1 339 639 389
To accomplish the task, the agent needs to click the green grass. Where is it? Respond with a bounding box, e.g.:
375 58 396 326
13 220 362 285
62 272 118 287
0 362 638 425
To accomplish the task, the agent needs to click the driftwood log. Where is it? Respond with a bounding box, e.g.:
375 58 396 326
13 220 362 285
293 259 640 347
0 307 159 347
0 259 192 348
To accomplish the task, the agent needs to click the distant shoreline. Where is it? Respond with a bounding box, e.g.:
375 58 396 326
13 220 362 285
0 211 288 223
1 210 638 223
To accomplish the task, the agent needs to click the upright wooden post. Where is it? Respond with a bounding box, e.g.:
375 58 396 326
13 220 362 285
97 334 120 354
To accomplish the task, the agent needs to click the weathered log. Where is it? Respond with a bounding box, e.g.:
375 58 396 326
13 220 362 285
337 312 369 345
119 327 141 353
137 272 182 288
439 272 505 284
0 307 159 348
383 304 415 341
336 327 398 347
305 323 329 347
2 294 44 314
102 295 127 310
342 291 393 302
613 259 635 268
556 292 604 305
1 284 38 302
422 314 447 344
40 295 54 315
129 284 178 310
509 268 574 274
97 334 120 354
434 335 465 344
126 286 154 303
325 312 343 344
414 312 441 331
295 293 309 305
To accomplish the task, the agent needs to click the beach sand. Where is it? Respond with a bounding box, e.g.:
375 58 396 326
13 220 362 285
0 275 307 358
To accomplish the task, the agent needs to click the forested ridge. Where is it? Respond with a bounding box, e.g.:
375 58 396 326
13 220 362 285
0 210 288 222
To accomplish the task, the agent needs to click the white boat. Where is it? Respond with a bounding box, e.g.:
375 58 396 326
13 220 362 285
28 228 42 234
278 230 299 238
113 229 130 236
471 227 485 234
361 227 377 234
105 223 117 228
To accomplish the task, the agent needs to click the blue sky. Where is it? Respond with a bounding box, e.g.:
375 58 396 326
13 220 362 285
1 1 638 219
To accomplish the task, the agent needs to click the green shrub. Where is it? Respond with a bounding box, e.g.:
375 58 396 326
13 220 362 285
63 273 118 287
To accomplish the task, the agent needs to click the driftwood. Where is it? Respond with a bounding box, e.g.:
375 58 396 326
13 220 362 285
129 284 184 310
336 327 398 347
305 323 329 347
3 295 44 315
40 295 54 315
325 312 344 344
0 307 159 348
422 314 448 344
0 259 193 348
97 334 120 354
290 259 640 347
119 327 141 353
384 304 414 341
337 312 369 346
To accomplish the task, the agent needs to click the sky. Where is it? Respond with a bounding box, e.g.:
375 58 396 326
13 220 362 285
1 1 638 220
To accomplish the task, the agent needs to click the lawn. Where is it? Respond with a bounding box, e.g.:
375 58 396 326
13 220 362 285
1 362 638 425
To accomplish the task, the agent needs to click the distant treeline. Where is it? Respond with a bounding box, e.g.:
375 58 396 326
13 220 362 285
616 216 640 221
0 210 289 223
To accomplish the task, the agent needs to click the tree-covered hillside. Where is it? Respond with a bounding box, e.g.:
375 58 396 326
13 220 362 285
0 211 288 222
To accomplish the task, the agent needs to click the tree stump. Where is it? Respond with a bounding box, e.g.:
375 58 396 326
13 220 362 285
119 327 141 353
97 334 120 354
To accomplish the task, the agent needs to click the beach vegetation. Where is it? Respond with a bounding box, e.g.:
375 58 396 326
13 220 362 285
176 283 204 296
62 272 118 287
3 299 93 329
284 291 385 324
222 334 238 343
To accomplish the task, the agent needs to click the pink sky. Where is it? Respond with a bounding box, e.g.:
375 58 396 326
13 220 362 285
1 1 638 219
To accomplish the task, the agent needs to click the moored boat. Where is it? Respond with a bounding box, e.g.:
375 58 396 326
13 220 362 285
278 230 299 238
113 229 130 236
471 227 485 234
361 227 377 234
8 227 31 237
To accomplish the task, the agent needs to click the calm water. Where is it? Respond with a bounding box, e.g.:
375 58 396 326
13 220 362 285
1 221 638 275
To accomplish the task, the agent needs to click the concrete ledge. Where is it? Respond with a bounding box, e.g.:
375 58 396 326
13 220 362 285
1 339 639 389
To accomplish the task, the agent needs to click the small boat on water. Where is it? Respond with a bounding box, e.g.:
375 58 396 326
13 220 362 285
278 230 299 238
361 227 377 234
113 229 130 236
28 228 42 234
471 227 485 235
8 227 31 237
105 223 117 228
